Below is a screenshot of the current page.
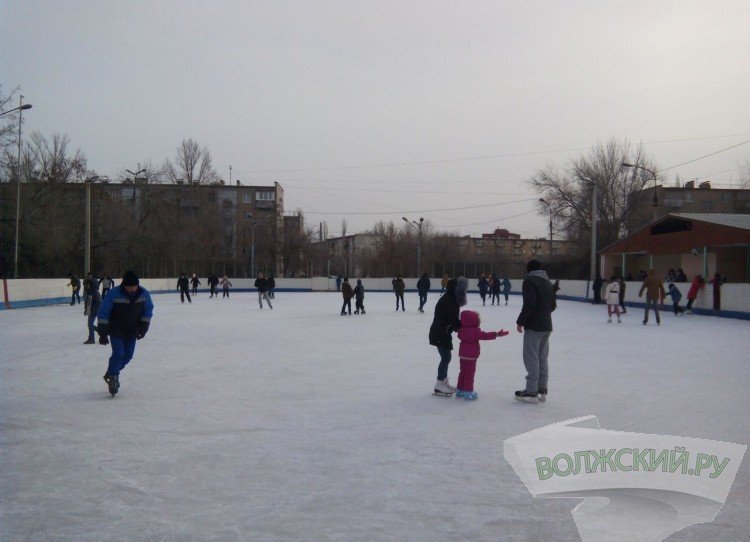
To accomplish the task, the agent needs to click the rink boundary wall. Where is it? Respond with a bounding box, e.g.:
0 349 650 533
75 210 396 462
2 277 749 320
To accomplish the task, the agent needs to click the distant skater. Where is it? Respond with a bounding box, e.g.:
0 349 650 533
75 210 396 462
177 273 192 303
268 275 276 299
638 269 664 325
220 275 232 298
83 273 102 344
685 275 705 314
208 274 220 298
502 277 511 305
477 274 489 306
255 273 273 309
666 283 685 315
97 271 154 397
190 273 201 295
490 273 501 305
392 274 405 312
340 277 353 315
68 273 81 305
417 272 430 313
353 279 366 314
604 276 622 323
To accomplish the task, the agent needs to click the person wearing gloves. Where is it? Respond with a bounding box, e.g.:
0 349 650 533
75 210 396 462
96 270 154 397
455 310 509 400
604 276 622 323
353 279 366 314
340 277 354 315
665 283 685 315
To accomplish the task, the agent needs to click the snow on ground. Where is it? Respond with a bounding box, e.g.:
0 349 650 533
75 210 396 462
1 290 748 541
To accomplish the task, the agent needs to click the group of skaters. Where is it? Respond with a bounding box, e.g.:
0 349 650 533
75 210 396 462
177 273 234 302
67 273 113 306
475 273 512 306
597 269 726 325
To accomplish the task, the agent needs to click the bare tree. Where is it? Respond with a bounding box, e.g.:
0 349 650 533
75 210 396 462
530 138 657 269
24 132 89 183
0 85 21 178
739 160 750 188
163 138 218 185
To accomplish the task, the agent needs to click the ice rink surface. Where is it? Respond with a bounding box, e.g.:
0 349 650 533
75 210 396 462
1 289 748 541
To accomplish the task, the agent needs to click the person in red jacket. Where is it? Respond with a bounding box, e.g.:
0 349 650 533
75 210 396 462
455 310 509 400
685 274 705 314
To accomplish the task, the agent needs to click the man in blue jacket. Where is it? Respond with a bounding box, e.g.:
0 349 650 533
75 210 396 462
97 270 154 396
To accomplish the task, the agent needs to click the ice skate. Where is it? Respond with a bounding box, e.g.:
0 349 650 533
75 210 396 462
538 388 547 402
83 338 95 344
433 379 453 397
455 389 467 398
103 374 119 397
463 391 478 401
515 390 538 403
442 377 456 392
607 318 612 323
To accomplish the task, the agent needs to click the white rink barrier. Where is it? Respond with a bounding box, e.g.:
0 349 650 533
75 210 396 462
2 277 749 320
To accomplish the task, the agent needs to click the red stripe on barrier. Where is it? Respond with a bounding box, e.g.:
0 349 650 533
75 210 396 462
2 278 11 309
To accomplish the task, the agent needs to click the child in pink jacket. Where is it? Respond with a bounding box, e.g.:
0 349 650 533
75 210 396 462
456 310 509 400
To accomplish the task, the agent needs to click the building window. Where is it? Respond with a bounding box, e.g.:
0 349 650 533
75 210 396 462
475 239 484 247
721 193 730 203
208 192 216 203
245 212 253 220
242 192 252 204
701 201 712 211
684 191 692 202
256 191 274 201
222 199 233 208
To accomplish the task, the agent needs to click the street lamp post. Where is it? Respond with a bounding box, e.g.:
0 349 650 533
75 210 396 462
10 96 33 279
247 213 256 277
622 162 659 221
84 175 103 275
582 177 598 285
539 198 553 259
402 216 424 276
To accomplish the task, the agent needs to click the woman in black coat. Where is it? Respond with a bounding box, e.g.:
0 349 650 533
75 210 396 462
428 277 467 395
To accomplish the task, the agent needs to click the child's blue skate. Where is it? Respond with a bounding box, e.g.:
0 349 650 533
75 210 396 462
455 389 467 398
463 391 478 401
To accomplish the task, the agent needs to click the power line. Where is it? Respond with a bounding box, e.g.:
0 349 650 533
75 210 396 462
661 139 750 172
237 133 750 174
302 198 536 216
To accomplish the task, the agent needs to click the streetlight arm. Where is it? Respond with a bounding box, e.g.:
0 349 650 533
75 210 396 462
0 104 32 117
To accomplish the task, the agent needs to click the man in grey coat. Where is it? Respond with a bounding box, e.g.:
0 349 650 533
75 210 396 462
515 259 556 403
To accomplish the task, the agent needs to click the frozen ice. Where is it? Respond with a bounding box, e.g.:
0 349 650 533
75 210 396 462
1 291 748 541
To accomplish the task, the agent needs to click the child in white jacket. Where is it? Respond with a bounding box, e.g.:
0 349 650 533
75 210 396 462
605 276 622 323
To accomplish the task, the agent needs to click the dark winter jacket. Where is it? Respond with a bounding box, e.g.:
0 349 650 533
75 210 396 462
177 276 190 291
666 286 682 304
97 285 154 339
208 275 219 287
478 276 489 295
255 277 268 292
87 291 102 317
190 276 201 287
417 274 431 295
639 270 665 301
341 282 354 300
268 277 276 289
429 278 462 350
490 275 501 294
502 278 511 294
392 278 405 295
354 281 365 301
516 270 556 332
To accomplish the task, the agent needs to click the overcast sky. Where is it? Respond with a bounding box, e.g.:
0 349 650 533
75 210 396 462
2 0 749 238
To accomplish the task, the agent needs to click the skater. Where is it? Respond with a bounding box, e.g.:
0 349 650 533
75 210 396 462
340 277 353 315
676 268 688 282
335 275 342 292
177 273 192 303
255 273 273 309
440 274 449 293
100 275 113 299
268 274 276 299
501 276 512 305
220 275 232 298
665 283 685 315
488 273 500 305
97 271 154 396
68 273 81 305
592 273 604 304
455 309 508 400
83 273 102 344
515 260 556 403
710 273 725 311
685 274 705 313
353 279 366 314
638 269 664 325
392 274 406 311
417 272 431 313
429 276 468 396
604 276 622 323
618 277 627 314
477 274 489 305
190 273 201 295
208 273 220 298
